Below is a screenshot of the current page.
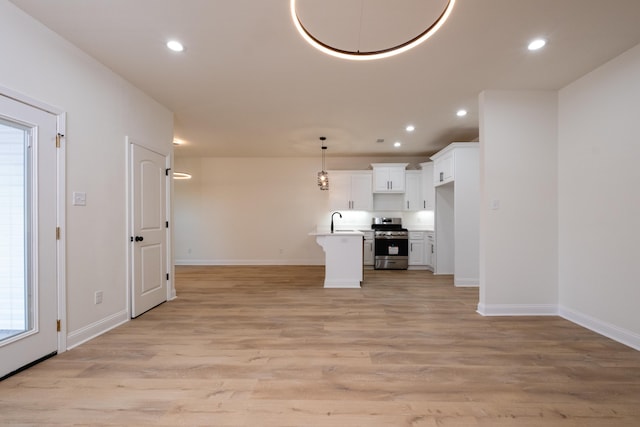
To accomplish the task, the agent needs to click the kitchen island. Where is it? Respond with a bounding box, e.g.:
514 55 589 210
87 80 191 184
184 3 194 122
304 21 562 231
310 230 364 288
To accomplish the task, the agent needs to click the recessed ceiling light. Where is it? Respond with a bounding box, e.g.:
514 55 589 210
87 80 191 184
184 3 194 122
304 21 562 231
394 142 402 148
173 138 185 146
528 38 546 51
456 109 467 117
406 125 415 132
167 40 184 52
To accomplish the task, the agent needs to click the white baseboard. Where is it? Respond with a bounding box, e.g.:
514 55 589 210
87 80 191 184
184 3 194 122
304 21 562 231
476 303 558 316
323 280 361 288
454 277 479 287
66 310 128 350
174 259 323 266
559 305 640 351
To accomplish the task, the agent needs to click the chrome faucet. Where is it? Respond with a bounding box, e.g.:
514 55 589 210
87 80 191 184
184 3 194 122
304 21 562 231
330 211 342 233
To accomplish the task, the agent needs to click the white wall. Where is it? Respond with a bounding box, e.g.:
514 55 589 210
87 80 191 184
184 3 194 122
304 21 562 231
453 145 480 286
558 43 640 347
478 91 559 315
0 1 174 347
173 156 432 265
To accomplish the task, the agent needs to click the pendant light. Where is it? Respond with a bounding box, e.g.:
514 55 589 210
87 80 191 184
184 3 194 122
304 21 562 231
317 136 329 190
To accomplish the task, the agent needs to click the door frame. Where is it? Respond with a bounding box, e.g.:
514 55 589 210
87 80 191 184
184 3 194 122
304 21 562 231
125 137 173 319
0 85 67 354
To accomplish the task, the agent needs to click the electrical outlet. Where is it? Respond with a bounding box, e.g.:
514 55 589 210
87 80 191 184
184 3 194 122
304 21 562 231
95 290 103 304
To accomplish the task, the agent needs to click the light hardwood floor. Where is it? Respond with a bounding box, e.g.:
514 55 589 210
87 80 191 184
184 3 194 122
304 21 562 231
1 266 639 426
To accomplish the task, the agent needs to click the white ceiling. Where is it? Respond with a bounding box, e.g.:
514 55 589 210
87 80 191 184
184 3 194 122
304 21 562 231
9 0 640 158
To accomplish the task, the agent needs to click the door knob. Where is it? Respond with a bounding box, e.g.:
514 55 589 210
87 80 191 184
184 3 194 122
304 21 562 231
135 236 144 242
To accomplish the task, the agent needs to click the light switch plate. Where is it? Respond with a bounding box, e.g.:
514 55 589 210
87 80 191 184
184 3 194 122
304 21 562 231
72 192 87 206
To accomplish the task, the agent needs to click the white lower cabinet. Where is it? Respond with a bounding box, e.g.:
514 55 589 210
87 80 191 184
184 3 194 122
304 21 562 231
408 231 434 270
408 231 426 266
363 231 374 266
425 232 434 271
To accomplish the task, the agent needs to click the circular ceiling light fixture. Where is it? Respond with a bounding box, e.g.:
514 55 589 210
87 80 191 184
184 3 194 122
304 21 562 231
290 0 456 61
456 109 467 117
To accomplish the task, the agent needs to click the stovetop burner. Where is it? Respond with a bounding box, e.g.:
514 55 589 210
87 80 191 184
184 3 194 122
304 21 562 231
371 217 408 235
371 217 404 230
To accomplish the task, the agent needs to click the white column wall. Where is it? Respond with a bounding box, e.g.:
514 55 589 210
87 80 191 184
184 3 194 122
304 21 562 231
478 91 558 315
0 1 174 346
453 146 480 286
558 43 640 347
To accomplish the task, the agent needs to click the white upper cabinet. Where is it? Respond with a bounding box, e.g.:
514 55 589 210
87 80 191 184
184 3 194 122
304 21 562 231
371 163 408 193
328 171 373 211
432 151 455 186
404 171 422 211
420 161 435 210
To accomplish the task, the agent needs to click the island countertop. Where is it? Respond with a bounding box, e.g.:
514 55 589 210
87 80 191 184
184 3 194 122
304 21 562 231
308 230 364 236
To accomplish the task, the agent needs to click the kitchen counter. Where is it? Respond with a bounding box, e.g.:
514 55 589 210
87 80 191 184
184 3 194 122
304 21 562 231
309 231 364 288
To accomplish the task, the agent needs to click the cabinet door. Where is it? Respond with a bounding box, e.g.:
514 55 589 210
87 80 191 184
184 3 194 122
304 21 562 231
372 165 407 193
350 173 373 210
434 152 454 186
328 172 351 210
409 239 425 265
388 167 406 192
363 239 374 266
420 162 435 210
425 233 434 268
404 171 422 211
373 167 390 192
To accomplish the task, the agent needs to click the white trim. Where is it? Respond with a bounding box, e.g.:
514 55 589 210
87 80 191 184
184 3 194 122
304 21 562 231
454 277 479 287
0 85 64 115
323 280 361 288
66 310 129 350
126 139 172 315
165 153 176 301
174 258 324 266
125 137 132 318
476 303 558 316
559 306 640 351
1 86 67 354
56 113 67 352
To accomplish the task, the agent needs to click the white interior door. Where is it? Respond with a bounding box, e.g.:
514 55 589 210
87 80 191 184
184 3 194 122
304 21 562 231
0 94 58 379
130 142 168 318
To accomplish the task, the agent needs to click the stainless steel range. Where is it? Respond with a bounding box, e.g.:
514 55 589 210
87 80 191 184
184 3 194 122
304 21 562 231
372 217 409 270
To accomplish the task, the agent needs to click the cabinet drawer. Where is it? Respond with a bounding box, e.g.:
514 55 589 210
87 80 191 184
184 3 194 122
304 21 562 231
409 231 425 240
